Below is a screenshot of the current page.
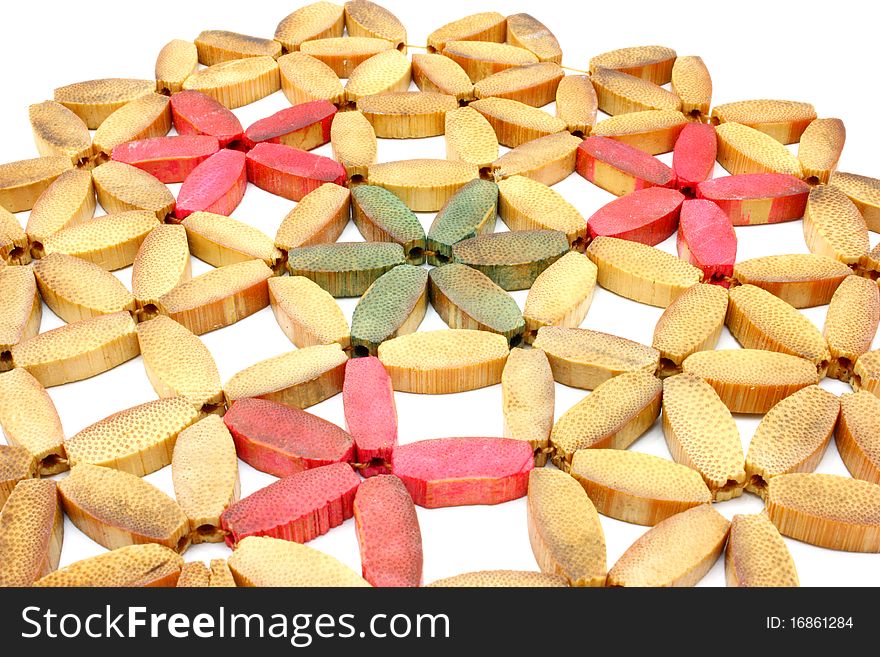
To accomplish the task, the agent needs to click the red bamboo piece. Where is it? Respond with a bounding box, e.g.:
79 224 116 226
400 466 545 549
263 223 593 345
245 143 347 201
342 357 397 477
677 199 737 284
588 187 685 246
169 90 244 148
111 135 220 183
174 149 247 220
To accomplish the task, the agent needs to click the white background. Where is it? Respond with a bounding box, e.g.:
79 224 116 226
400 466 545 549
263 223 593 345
2 0 879 586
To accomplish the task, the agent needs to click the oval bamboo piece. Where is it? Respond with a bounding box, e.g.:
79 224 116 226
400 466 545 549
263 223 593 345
28 100 92 167
301 37 394 77
53 78 154 129
278 52 345 106
64 397 200 476
765 473 880 552
744 385 839 497
427 11 506 52
172 415 240 543
607 504 730 587
288 242 405 297
591 110 690 155
853 350 880 397
711 99 816 144
428 263 524 345
682 349 820 414
731 254 852 308
493 133 581 186
0 368 66 475
343 356 395 475
131 224 192 313
696 173 809 227
726 284 830 376
586 236 703 307
726 513 799 587
181 212 283 272
0 445 37 508
91 161 175 221
330 110 376 179
830 171 880 232
208 560 236 587
549 370 662 468
177 561 210 587
502 348 554 466
42 210 159 271
671 56 712 121
269 276 349 349
357 91 459 139
182 56 280 109
591 68 681 116
427 570 566 587
0 206 29 265
377 329 508 394
803 184 869 265
653 283 728 376
344 50 411 102
442 41 538 83
351 184 426 263
412 53 474 102
155 259 272 335
155 39 198 94
92 93 172 163
344 0 406 49
351 264 428 356
0 267 41 368
11 312 139 388
470 97 566 148
570 449 712 525
275 183 351 251
715 122 805 177
0 156 74 214
367 159 478 211
0 479 63 586
497 174 586 244
837 391 880 484
223 343 348 409
523 252 596 343
274 1 345 51
505 13 562 63
555 75 598 137
33 253 136 323
136 315 224 414
426 178 497 266
229 535 370 587
194 30 281 66
526 468 606 587
445 106 499 173
534 327 659 390
589 45 677 85
59 463 189 552
798 118 845 185
35 544 182 587
474 62 563 107
824 276 879 381
25 169 95 252
576 136 676 196
662 373 746 500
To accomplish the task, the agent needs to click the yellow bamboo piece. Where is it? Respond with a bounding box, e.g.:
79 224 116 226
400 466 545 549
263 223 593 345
653 283 728 376
715 122 805 177
10 312 139 388
0 445 37 508
302 37 395 77
682 349 820 414
549 370 662 468
58 463 190 553
136 315 224 414
53 78 154 129
209 559 236 587
274 1 345 51
155 39 198 94
555 75 597 137
412 53 474 102
427 12 506 52
726 513 799 587
194 31 281 66
501 347 554 466
367 159 478 211
837 391 880 484
131 224 192 314
662 373 746 500
0 156 73 213
172 415 240 543
607 504 730 587
474 62 563 107
182 212 283 272
275 183 351 250
591 68 681 116
42 210 159 271
35 544 183 587
344 50 411 102
526 468 606 587
0 206 29 265
765 473 880 552
278 52 346 106
25 169 95 251
330 110 376 179
223 343 348 409
523 251 597 342
268 276 350 349
177 561 210 587
586 236 703 307
64 397 200 476
829 171 880 232
0 267 41 370
155 259 273 336
497 175 585 246
731 254 852 308
853 350 880 398
671 56 712 121
570 449 712 525
357 91 458 138
469 97 566 148
711 99 817 144
228 536 371 586
427 570 567 587
0 368 66 475
344 0 406 50
0 479 63 586
92 93 172 163
493 133 581 186
445 106 499 173
377 329 508 394
823 276 879 381
591 110 690 155
182 57 280 109
803 184 869 265
589 45 677 85
505 13 562 64
28 100 92 167
798 118 845 184
92 161 175 221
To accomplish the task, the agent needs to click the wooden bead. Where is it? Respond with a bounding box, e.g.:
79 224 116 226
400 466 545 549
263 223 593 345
182 211 284 272
351 184 426 264
803 184 869 265
275 183 351 251
592 110 689 155
501 347 554 466
278 52 345 107
344 0 406 50
53 78 154 129
652 283 728 375
589 45 677 85
555 75 597 137
0 267 41 369
445 106 499 173
576 136 675 196
92 93 171 163
726 513 799 587
426 12 506 52
268 276 350 349
28 100 92 167
92 161 175 221
671 56 712 122
493 133 582 186
0 368 66 474
474 62 563 107
330 110 376 179
182 56 280 109
715 122 804 177
505 13 562 64
302 37 395 77
798 118 845 184
731 254 850 308
523 251 597 342
837 391 880 484
590 68 681 116
0 479 63 586
288 242 406 297
412 53 474 102
274 1 345 52
823 275 880 381
35 544 182 587
470 97 566 148
367 159 478 211
131 224 192 314
830 171 880 232
0 156 74 214
711 99 816 144
154 39 198 95
696 173 809 226
194 30 281 66
426 178 498 266
344 50 411 102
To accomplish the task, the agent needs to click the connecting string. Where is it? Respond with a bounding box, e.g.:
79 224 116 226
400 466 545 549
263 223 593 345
560 64 590 74
405 44 430 50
